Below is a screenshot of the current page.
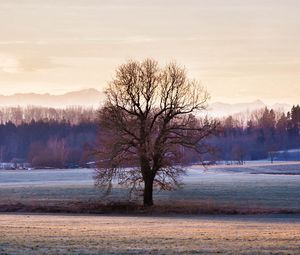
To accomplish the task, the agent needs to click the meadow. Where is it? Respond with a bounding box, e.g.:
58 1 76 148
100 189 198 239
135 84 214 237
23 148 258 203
0 162 300 213
0 214 299 254
1 162 300 254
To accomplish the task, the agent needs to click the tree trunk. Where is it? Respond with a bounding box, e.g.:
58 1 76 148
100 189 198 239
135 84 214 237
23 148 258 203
143 175 154 206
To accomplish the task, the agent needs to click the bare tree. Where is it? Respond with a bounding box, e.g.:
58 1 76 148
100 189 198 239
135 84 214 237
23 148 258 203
94 59 218 206
29 138 69 168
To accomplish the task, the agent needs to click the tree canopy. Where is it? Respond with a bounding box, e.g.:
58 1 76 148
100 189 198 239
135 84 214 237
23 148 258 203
94 59 218 206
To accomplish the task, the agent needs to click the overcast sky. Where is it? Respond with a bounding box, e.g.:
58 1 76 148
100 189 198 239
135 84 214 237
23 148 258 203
0 0 299 104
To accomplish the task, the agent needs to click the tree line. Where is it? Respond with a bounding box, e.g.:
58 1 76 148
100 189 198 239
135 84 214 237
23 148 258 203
212 105 300 163
0 105 299 167
0 119 97 167
0 106 97 125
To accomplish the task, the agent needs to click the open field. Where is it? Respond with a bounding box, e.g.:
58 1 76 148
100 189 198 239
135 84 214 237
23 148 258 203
0 162 300 213
0 163 299 254
0 214 299 255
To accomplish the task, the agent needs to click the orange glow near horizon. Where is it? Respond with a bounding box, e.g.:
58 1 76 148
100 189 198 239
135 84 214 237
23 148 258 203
0 0 299 104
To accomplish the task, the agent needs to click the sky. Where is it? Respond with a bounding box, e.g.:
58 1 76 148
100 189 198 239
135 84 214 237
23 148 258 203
0 0 299 104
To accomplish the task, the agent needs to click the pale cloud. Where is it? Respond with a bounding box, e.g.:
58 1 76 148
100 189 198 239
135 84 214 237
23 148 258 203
0 53 60 73
0 54 21 73
19 56 60 72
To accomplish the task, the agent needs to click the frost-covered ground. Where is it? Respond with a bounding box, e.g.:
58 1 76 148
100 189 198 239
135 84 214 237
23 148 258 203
1 163 300 254
1 161 300 186
0 162 300 210
0 214 299 255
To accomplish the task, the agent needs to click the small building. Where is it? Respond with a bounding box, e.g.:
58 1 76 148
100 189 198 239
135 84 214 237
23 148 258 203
0 162 15 170
0 159 32 170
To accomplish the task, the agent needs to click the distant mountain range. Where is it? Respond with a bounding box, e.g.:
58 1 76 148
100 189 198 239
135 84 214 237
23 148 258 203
0 88 291 116
209 100 291 117
0 88 103 108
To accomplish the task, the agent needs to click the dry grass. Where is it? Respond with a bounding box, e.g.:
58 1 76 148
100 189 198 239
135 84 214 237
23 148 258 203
0 214 299 254
0 199 299 215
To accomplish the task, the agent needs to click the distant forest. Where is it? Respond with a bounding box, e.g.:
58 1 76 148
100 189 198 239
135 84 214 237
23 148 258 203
211 105 300 162
0 105 299 167
0 107 98 168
